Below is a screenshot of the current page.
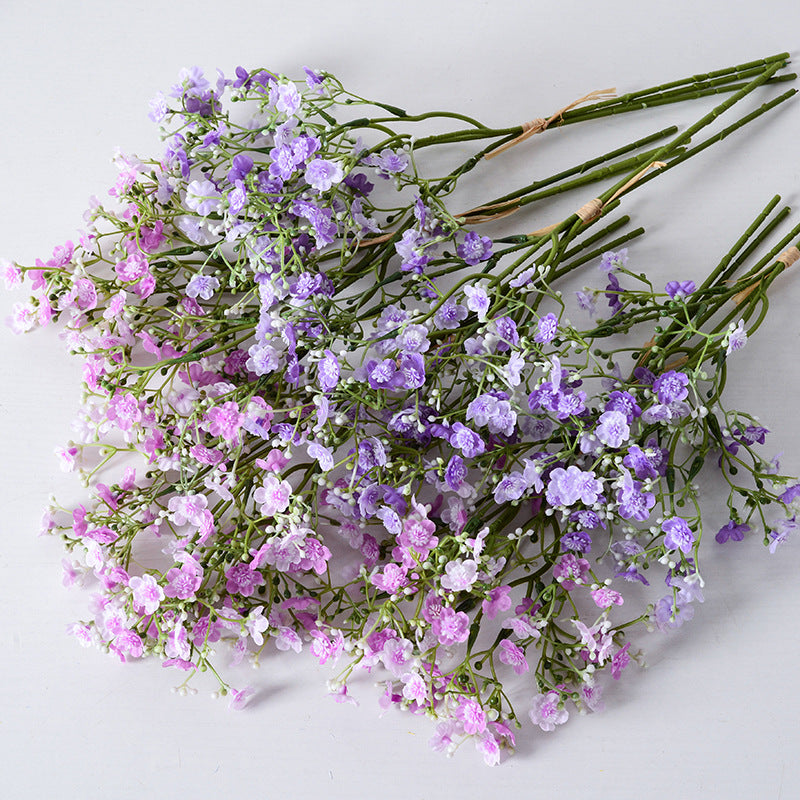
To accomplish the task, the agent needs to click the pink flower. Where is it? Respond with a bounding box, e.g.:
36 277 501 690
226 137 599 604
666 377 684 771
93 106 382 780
67 623 94 647
129 574 164 615
456 697 487 735
611 642 632 680
372 562 408 594
253 474 292 517
165 623 190 660
245 608 269 646
274 626 302 653
106 391 143 432
482 585 512 619
440 559 478 592
168 493 209 528
228 686 256 711
497 639 529 675
203 401 245 441
2 260 22 289
431 606 470 646
310 629 344 665
552 553 591 590
381 637 414 677
69 278 98 311
164 556 203 600
261 448 288 472
401 672 428 704
529 691 569 732
476 732 501 767
591 586 624 608
115 251 149 282
225 562 265 597
580 681 605 711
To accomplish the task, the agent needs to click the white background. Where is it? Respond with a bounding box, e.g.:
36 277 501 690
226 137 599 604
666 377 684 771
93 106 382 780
1 1 799 797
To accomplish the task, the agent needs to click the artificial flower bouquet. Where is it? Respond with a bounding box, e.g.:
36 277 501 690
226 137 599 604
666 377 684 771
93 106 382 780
4 53 799 764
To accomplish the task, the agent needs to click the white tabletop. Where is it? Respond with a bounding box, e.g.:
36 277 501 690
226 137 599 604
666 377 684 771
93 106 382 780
1 2 799 797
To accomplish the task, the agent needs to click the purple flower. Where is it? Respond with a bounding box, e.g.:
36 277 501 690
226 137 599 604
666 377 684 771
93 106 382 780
444 455 467 492
305 158 344 192
367 359 398 391
623 444 659 480
595 410 630 449
291 134 321 164
184 179 222 216
368 148 409 176
634 366 656 385
270 81 301 115
737 425 769 446
605 390 641 421
725 320 748 356
463 282 490 320
534 313 558 344
662 516 695 553
546 466 602 508
227 180 247 215
398 324 430 354
357 439 387 473
227 154 254 183
433 300 468 330
779 484 800 505
395 229 429 274
269 143 299 181
605 272 623 316
553 553 590 589
397 352 426 390
768 515 797 553
449 422 485 458
560 530 592 552
457 231 493 266
303 66 325 92
292 200 338 248
654 595 695 630
466 394 517 436
715 520 749 543
575 289 596 315
616 481 655 522
489 316 519 352
652 370 689 404
599 248 628 272
570 509 605 530
186 273 220 300
665 280 696 300
494 472 528 504
344 172 374 196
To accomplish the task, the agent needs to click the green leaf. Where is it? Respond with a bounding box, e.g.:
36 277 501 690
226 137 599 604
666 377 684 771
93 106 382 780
687 455 705 481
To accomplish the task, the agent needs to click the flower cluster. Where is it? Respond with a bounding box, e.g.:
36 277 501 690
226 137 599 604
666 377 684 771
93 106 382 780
4 56 799 765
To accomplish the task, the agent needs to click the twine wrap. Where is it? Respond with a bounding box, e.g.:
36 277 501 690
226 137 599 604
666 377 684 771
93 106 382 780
776 245 800 267
528 161 666 237
485 88 617 160
732 246 800 304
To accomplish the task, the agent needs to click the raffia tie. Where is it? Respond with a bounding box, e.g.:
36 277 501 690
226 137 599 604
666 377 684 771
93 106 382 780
485 88 617 160
776 245 800 267
528 161 667 237
635 336 657 368
732 246 800 304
